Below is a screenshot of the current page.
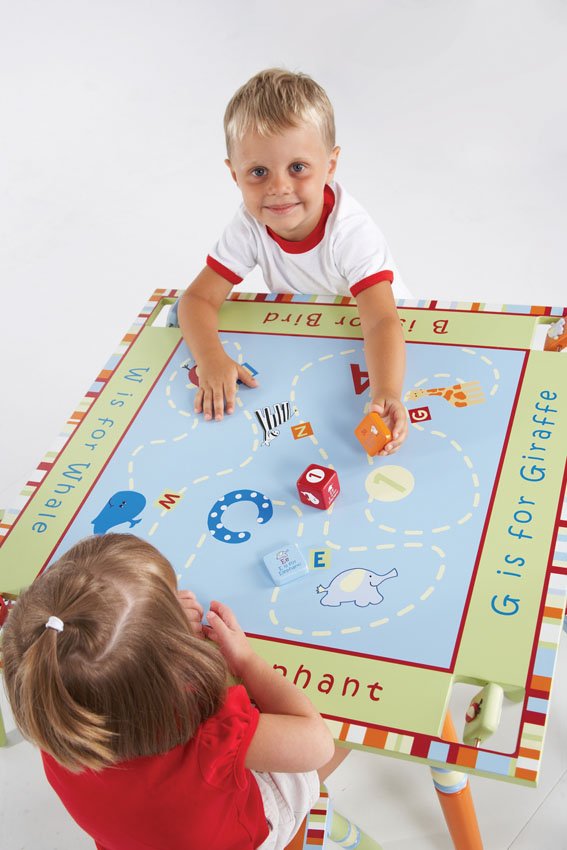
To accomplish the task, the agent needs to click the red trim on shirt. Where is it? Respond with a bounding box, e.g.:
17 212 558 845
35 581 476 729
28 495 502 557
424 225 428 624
350 270 394 297
266 184 336 254
206 255 243 285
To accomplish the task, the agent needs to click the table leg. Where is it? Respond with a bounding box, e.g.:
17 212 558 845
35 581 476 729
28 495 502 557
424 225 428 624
431 713 483 850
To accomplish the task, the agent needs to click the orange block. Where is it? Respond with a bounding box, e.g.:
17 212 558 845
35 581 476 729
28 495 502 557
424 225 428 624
291 422 314 440
354 412 392 456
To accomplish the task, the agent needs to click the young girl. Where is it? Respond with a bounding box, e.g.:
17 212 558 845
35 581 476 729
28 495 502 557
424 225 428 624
2 533 338 850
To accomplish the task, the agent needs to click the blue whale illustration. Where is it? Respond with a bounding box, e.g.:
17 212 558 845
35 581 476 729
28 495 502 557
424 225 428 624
91 491 146 535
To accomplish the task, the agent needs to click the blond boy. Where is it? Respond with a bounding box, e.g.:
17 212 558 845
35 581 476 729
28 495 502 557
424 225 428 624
178 69 408 455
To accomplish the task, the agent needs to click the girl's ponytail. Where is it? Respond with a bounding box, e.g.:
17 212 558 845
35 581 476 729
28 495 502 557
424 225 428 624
9 620 114 771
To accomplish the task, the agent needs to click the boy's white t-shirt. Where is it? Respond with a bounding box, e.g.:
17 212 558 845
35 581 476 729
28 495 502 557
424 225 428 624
207 181 410 299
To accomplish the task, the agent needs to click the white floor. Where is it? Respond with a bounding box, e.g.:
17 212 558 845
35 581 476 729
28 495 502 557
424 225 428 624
1 2 566 848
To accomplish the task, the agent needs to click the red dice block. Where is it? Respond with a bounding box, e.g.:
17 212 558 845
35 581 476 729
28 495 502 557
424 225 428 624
297 464 340 510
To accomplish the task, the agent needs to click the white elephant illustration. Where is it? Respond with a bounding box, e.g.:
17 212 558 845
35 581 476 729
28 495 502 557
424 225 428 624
317 567 398 607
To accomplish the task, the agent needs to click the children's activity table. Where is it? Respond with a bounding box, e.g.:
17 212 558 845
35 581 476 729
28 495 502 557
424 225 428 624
1 291 566 849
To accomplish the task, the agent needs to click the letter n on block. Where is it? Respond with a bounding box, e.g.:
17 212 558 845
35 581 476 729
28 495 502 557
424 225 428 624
291 421 314 440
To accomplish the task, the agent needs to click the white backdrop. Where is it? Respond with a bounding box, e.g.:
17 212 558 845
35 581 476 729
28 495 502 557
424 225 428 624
1 0 565 503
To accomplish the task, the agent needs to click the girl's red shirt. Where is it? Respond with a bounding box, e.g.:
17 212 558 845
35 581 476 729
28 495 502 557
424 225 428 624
42 685 269 850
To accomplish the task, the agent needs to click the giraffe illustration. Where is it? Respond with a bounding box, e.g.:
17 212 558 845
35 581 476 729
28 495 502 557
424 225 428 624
405 381 485 408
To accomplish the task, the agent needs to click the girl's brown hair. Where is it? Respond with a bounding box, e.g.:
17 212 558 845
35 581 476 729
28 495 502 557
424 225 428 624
224 67 336 157
2 534 228 772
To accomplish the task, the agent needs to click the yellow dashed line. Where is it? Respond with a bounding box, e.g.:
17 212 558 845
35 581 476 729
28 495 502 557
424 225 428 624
397 605 415 617
436 564 446 580
463 455 473 469
129 478 135 490
432 430 447 438
128 461 134 473
216 468 233 476
431 546 446 558
292 505 303 518
341 626 361 634
472 473 480 487
319 354 334 362
404 529 423 536
269 610 279 625
319 448 329 460
451 440 463 452
365 509 374 523
432 525 451 533
273 500 286 506
326 540 341 550
493 369 500 380
150 439 166 445
490 385 499 396
412 423 425 432
297 522 304 538
323 520 330 536
457 512 473 525
252 439 259 451
301 362 313 371
292 375 299 387
480 356 492 365
148 522 159 536
404 542 423 548
166 386 171 397
240 456 253 468
379 524 396 533
348 546 368 552
193 475 209 484
173 433 188 442
185 554 195 569
271 588 280 603
473 492 480 508
312 630 332 637
420 587 435 600
132 445 144 456
244 410 252 420
376 544 395 550
284 626 303 635
197 534 207 549
168 400 176 409
169 371 178 382
370 618 389 627
340 349 356 355
190 416 198 426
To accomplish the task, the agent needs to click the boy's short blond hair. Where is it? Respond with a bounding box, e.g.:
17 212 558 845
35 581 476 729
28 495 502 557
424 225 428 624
224 68 336 156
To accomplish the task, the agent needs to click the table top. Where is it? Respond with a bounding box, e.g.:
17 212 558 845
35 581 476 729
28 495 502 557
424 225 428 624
1 290 565 786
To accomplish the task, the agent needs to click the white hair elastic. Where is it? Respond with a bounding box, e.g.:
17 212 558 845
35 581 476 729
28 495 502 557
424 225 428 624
45 615 64 633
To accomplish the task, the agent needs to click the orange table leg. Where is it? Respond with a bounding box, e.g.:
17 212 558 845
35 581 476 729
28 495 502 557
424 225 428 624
431 713 483 850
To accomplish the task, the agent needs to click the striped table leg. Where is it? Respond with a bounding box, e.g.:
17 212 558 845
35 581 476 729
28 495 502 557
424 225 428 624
431 713 483 850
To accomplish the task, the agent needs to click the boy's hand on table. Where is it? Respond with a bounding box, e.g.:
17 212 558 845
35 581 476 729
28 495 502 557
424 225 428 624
193 354 258 421
178 590 205 636
371 398 408 455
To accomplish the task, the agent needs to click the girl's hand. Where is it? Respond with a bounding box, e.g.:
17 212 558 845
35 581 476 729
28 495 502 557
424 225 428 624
205 600 254 677
178 590 204 636
371 398 408 456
